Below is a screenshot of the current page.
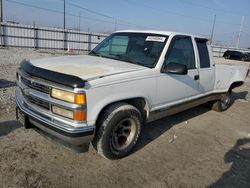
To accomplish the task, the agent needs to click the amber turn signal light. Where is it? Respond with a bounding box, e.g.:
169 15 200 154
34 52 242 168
74 93 86 105
74 111 87 122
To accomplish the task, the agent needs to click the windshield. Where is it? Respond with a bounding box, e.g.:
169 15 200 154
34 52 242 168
89 32 168 68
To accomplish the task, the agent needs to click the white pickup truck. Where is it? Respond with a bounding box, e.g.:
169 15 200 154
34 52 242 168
16 30 249 159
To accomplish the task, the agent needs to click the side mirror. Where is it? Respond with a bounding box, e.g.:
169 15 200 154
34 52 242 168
162 62 188 75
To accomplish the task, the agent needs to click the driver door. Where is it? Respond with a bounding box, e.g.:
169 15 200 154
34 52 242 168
155 35 201 109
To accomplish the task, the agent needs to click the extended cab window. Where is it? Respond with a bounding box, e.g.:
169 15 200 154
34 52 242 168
196 39 210 68
164 36 196 69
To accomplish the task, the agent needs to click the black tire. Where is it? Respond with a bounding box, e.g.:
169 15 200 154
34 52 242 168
93 102 142 160
225 55 230 59
211 91 232 112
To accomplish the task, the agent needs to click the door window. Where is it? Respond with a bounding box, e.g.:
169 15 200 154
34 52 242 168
164 36 196 69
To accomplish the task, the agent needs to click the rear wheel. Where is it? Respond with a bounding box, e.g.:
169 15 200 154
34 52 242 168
211 91 232 112
93 103 142 160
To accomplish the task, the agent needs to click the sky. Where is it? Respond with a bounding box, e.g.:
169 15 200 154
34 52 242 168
3 0 250 48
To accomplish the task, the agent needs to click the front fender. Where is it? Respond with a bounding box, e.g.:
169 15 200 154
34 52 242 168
85 77 156 125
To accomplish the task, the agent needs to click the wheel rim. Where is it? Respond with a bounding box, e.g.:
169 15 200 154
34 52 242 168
221 93 231 109
110 118 137 151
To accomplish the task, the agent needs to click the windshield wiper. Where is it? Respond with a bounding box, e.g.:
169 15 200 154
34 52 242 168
113 54 153 67
113 54 135 64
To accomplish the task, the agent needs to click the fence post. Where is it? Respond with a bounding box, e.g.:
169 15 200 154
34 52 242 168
219 47 222 57
63 29 67 50
0 22 2 47
88 32 92 51
2 23 7 47
34 25 39 49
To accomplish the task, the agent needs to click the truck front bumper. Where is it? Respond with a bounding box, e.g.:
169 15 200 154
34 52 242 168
15 89 95 147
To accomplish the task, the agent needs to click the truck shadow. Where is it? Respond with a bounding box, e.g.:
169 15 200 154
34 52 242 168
134 90 248 153
232 91 248 102
0 120 22 137
134 105 209 153
209 138 250 188
0 79 16 89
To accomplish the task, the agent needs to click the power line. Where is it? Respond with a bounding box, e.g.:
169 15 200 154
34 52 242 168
177 0 250 17
51 0 149 29
6 0 142 28
69 2 113 20
67 2 149 28
6 0 71 16
214 31 238 35
120 0 240 26
242 31 250 38
121 0 210 22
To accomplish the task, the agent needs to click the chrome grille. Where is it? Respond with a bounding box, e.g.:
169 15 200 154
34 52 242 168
17 68 87 124
21 76 50 94
25 95 50 110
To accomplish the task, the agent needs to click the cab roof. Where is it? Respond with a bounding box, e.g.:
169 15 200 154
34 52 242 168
114 30 208 41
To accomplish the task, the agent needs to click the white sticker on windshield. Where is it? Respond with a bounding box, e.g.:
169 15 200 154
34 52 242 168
146 36 166 42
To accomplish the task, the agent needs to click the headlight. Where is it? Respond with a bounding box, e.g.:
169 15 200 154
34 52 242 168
52 105 87 122
51 88 86 105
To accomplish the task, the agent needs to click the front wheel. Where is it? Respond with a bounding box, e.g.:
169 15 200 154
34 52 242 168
93 103 142 160
211 91 232 112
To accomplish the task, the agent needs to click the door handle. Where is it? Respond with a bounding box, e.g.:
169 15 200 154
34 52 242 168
194 75 199 80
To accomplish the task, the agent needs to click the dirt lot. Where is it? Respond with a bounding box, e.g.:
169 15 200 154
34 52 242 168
0 48 250 188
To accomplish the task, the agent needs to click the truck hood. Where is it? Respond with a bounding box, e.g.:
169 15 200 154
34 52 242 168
29 55 147 80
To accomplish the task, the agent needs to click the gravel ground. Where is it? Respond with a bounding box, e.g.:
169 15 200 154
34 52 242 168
0 48 53 120
0 48 86 120
0 48 250 188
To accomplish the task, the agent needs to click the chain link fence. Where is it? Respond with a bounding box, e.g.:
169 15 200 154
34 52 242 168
1 22 250 57
0 22 108 51
211 45 250 57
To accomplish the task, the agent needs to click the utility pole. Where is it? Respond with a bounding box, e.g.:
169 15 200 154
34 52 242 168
210 15 216 45
63 0 66 30
63 0 66 50
0 0 3 22
78 12 81 53
236 16 244 48
114 19 117 31
0 0 2 48
78 12 81 31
